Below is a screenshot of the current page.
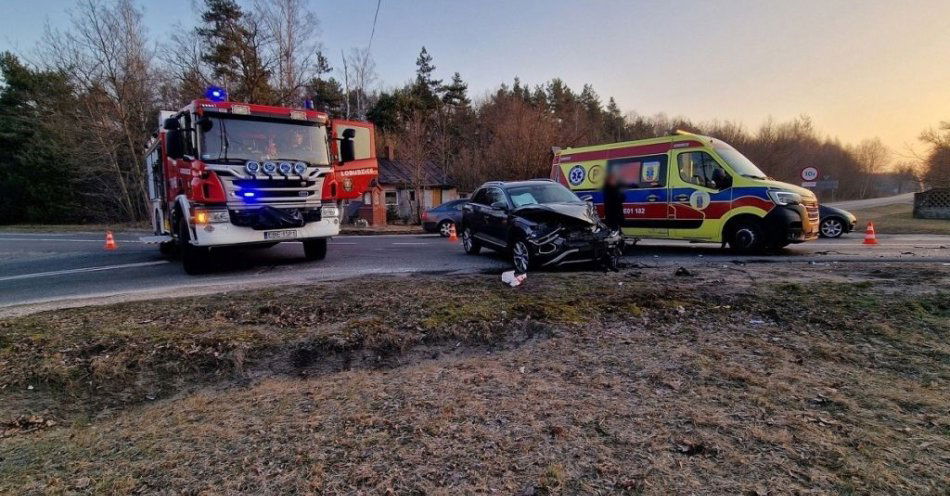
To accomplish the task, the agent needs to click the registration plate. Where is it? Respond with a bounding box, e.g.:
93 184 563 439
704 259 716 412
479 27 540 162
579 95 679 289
264 230 297 240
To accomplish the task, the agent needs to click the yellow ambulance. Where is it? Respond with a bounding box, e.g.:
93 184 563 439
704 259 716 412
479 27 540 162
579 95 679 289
550 131 819 250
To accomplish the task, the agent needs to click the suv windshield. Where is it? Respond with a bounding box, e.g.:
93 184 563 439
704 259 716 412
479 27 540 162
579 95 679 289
714 142 768 179
507 183 580 207
199 113 330 165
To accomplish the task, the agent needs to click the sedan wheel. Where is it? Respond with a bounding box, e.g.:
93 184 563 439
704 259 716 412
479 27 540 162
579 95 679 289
512 240 531 273
438 220 454 237
820 218 844 238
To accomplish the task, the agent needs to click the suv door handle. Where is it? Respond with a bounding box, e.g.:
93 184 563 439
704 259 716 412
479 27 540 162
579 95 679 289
675 194 689 202
647 194 658 202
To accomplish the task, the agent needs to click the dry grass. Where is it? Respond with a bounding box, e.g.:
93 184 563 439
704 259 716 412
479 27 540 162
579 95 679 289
1 264 948 494
847 203 950 235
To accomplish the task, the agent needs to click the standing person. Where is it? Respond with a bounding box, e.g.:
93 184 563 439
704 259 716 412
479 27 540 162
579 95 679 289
602 167 625 232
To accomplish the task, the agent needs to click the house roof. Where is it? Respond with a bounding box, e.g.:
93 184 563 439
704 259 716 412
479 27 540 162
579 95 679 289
377 158 454 188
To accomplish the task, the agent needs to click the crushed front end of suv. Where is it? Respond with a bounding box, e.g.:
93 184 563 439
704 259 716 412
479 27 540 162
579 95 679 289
461 180 622 272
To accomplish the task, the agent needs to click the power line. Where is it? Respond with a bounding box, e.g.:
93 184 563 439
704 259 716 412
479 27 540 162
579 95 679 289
367 0 381 53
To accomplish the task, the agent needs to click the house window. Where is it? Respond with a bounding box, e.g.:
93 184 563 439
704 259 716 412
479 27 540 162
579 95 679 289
385 191 397 205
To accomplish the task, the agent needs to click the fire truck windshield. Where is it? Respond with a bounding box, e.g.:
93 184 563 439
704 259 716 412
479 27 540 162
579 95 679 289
199 114 330 166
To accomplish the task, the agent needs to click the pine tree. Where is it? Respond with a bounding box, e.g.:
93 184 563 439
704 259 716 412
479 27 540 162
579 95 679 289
441 72 470 107
196 0 273 102
410 46 442 112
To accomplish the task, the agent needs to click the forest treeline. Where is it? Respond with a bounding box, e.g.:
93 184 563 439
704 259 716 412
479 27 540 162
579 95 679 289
0 0 947 224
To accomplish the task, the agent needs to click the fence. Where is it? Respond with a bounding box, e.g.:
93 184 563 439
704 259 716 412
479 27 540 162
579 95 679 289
913 188 950 219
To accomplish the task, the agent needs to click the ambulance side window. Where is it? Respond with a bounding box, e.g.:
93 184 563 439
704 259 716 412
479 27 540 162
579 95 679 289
677 151 730 190
607 154 667 189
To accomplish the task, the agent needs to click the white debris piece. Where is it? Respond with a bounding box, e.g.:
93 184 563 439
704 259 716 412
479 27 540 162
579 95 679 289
501 270 527 287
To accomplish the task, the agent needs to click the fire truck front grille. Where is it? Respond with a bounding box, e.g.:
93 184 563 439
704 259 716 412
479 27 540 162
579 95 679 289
231 178 318 201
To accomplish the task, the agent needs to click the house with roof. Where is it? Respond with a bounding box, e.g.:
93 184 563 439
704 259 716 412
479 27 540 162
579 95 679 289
348 146 459 225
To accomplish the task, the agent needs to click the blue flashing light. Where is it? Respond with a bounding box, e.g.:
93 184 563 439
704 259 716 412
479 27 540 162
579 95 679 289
243 191 256 198
205 85 228 102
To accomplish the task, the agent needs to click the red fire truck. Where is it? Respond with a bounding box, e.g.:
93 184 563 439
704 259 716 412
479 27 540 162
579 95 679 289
143 94 378 274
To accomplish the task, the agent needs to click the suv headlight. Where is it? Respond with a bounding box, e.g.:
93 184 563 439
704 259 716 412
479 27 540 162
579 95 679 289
768 190 802 206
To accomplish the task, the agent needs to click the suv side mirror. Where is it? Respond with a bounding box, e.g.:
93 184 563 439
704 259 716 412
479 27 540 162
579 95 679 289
166 129 185 160
490 200 508 211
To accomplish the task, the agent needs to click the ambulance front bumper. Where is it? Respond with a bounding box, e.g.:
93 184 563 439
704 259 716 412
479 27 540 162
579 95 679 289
765 205 819 244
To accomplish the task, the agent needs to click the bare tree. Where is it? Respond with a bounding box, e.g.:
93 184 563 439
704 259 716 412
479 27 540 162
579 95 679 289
852 138 891 197
255 0 323 105
41 0 158 221
394 115 431 222
340 47 377 119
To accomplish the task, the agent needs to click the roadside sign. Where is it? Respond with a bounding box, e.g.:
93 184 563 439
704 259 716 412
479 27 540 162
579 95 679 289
801 181 817 187
800 166 819 182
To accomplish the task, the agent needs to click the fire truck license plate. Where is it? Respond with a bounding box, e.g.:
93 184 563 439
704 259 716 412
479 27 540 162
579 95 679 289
264 230 297 240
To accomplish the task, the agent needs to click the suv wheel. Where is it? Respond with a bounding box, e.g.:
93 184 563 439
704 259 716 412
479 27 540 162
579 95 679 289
512 239 532 273
462 227 481 255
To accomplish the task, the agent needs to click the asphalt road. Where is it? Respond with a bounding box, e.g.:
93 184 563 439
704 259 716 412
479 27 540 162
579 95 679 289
1 230 949 315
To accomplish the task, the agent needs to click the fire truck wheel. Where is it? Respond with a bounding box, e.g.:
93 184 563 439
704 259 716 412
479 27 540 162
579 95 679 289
159 240 178 258
178 221 209 275
303 238 328 261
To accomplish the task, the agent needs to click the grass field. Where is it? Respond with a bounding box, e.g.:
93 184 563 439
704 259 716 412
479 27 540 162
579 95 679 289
847 203 950 235
1 264 948 494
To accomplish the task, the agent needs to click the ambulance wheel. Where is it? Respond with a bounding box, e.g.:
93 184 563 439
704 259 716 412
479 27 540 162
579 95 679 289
462 227 481 255
728 219 765 253
303 238 327 261
178 221 210 275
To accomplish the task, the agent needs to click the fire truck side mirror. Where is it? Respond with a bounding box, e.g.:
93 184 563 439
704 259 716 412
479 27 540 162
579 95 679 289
166 129 185 160
340 128 356 163
163 117 180 131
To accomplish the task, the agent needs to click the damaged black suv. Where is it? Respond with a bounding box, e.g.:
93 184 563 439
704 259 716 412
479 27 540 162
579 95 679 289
461 180 622 272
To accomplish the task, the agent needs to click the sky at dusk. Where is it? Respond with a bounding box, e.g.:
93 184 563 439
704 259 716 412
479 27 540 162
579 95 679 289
1 0 948 156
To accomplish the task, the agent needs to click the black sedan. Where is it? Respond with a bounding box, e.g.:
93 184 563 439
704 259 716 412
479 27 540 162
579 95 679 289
422 199 467 237
460 180 622 272
818 204 858 238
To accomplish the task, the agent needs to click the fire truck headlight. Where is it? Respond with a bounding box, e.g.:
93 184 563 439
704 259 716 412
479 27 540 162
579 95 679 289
321 204 339 218
262 161 277 174
278 162 293 175
293 162 307 175
193 209 229 224
245 161 261 174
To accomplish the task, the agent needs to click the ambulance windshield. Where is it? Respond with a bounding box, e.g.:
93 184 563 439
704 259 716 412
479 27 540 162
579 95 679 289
199 113 330 166
714 143 768 180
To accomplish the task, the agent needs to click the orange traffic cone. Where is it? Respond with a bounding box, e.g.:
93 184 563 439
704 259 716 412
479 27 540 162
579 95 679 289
863 222 878 245
448 224 458 243
104 231 117 251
